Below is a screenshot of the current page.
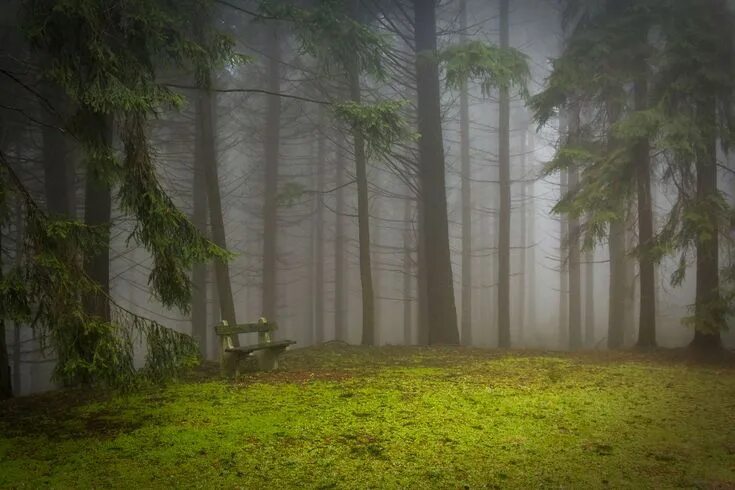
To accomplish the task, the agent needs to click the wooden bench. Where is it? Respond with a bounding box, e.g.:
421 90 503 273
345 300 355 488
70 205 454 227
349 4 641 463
214 318 295 376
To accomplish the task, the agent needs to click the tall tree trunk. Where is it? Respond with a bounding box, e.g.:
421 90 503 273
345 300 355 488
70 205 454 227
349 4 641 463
12 202 22 393
497 0 511 348
78 114 112 387
416 195 430 344
459 0 473 346
200 87 237 340
623 226 637 344
191 105 208 357
691 95 723 350
348 66 376 346
527 130 537 336
0 190 11 399
559 167 569 349
42 86 75 218
372 194 383 345
262 25 281 323
83 114 112 323
518 124 528 346
314 110 326 344
584 243 595 347
608 221 626 348
403 196 413 345
414 0 459 344
634 71 657 348
334 137 347 342
567 107 582 350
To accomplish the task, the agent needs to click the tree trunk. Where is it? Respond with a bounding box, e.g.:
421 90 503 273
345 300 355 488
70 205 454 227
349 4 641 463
584 244 595 347
262 25 281 323
608 220 626 349
42 86 75 218
192 102 208 357
83 114 112 323
634 71 657 349
334 136 347 342
403 196 414 345
459 0 473 346
559 167 569 349
691 95 723 350
414 0 459 344
12 202 22 393
518 125 527 346
200 87 238 341
497 0 511 348
314 109 326 344
527 130 538 336
416 195 430 344
348 66 376 346
567 107 582 350
0 192 11 399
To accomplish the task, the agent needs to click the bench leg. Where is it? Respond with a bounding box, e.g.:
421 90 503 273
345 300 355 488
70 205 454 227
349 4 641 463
255 348 287 371
221 351 239 378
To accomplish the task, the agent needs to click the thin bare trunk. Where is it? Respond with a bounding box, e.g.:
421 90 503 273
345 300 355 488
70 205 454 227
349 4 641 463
192 106 208 357
584 245 595 347
348 67 376 346
334 137 347 342
262 25 281 322
314 110 326 344
497 0 511 348
459 0 472 346
403 196 413 345
568 107 582 350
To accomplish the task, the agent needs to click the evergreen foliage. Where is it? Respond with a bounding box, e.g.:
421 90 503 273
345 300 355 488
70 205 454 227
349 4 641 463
0 0 239 387
532 0 735 339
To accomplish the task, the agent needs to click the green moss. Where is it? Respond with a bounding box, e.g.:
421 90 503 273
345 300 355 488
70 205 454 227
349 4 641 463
1 346 734 488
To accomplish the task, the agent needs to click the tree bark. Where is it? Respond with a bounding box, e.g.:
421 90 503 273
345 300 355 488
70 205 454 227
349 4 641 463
314 109 326 344
559 166 569 349
262 25 281 323
527 130 538 336
348 66 376 346
634 70 657 348
567 107 582 350
200 86 238 341
334 136 348 342
0 191 11 399
192 102 208 358
414 0 459 344
459 0 473 346
83 114 112 323
403 196 414 345
584 244 595 347
691 95 723 350
608 220 626 349
497 0 511 348
518 124 528 346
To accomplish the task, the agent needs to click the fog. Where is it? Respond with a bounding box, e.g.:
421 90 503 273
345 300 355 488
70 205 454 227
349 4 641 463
2 0 734 396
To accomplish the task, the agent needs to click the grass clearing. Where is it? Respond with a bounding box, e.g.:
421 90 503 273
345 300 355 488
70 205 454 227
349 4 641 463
1 345 735 488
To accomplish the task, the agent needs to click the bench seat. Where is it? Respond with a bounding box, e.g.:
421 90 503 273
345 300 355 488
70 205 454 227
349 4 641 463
225 340 296 355
214 318 295 376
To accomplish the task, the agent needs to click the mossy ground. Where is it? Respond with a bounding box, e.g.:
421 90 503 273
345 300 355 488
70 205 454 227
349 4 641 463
2 345 735 489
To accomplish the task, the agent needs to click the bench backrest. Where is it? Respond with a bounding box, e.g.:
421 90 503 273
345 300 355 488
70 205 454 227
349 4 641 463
214 320 277 336
214 318 277 351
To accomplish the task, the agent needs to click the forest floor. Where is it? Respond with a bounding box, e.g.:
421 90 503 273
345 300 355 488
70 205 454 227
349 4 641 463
1 344 735 489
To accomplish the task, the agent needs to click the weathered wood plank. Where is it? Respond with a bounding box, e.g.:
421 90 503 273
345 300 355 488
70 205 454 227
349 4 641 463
225 340 295 355
214 321 278 335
